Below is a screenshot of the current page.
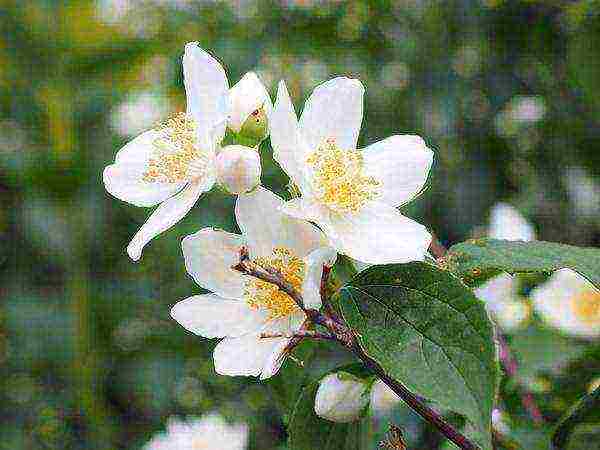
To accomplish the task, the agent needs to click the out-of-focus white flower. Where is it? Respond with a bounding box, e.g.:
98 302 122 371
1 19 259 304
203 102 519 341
475 274 530 330
488 202 536 242
103 43 229 261
270 78 433 264
227 72 272 137
171 187 336 379
314 372 369 423
563 166 600 219
530 269 600 339
143 413 248 450
475 203 536 330
495 95 546 137
110 91 172 137
216 146 261 194
369 379 400 417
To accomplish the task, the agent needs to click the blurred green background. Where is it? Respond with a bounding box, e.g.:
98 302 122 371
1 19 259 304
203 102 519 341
1 0 599 448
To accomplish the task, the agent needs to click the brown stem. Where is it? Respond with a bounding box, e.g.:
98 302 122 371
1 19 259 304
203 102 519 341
260 330 337 341
429 232 448 260
352 341 479 450
232 252 479 450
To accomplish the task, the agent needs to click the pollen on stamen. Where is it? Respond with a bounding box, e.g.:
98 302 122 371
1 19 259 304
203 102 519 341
142 112 208 184
244 247 305 320
572 290 600 326
306 138 380 213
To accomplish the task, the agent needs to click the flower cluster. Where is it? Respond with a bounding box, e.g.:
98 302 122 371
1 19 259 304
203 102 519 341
103 42 434 378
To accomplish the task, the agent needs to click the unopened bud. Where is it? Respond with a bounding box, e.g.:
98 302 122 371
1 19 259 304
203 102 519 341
370 380 400 416
314 372 369 423
228 72 271 146
216 145 261 194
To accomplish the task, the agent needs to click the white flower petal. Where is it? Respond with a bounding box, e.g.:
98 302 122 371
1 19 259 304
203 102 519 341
280 197 324 222
216 145 261 194
270 80 310 189
114 129 159 164
475 273 519 310
370 380 400 417
103 161 185 207
182 228 247 300
299 77 364 151
170 294 266 338
488 203 536 241
235 186 326 259
314 372 369 423
317 202 432 264
301 247 337 309
475 273 529 330
213 334 290 378
127 180 211 261
228 72 272 133
259 312 305 380
531 268 600 338
362 135 434 207
183 42 229 144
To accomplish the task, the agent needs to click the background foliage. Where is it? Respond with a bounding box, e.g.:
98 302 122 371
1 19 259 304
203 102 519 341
1 0 599 448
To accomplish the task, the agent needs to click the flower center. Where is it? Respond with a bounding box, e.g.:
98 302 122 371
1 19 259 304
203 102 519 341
572 290 600 326
306 138 380 213
244 247 305 320
142 113 210 184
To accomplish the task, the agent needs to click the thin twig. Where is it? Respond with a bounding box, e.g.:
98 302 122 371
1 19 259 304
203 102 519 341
429 232 448 260
232 252 479 450
260 330 337 341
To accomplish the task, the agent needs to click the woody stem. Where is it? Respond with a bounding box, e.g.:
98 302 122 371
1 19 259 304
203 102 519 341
233 250 479 450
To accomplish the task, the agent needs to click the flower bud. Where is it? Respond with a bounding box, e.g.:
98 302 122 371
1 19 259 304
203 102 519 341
314 372 369 423
216 145 261 194
228 72 271 145
369 380 400 417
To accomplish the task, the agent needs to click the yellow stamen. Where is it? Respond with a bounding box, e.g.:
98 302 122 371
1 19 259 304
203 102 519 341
306 138 380 213
572 290 600 326
244 247 305 320
142 113 208 183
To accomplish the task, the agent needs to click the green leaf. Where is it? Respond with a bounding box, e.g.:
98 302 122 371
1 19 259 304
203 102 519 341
444 239 600 288
337 262 498 450
287 381 364 450
552 385 600 450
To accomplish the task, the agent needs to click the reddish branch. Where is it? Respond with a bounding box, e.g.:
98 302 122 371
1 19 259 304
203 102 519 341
233 250 479 450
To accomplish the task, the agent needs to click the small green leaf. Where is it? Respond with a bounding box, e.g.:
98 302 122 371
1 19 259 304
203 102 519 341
288 381 364 450
444 239 600 288
337 262 498 450
552 385 600 450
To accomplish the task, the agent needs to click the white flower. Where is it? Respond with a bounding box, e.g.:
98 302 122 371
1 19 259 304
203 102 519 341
369 379 400 417
530 269 600 339
475 203 536 330
314 372 369 423
170 187 336 379
227 72 272 134
270 77 433 264
488 202 536 242
216 145 261 194
143 413 248 450
103 42 229 261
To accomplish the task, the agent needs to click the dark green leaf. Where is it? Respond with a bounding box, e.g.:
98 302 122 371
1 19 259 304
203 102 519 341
287 382 363 450
444 239 600 288
553 385 600 449
338 262 498 450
